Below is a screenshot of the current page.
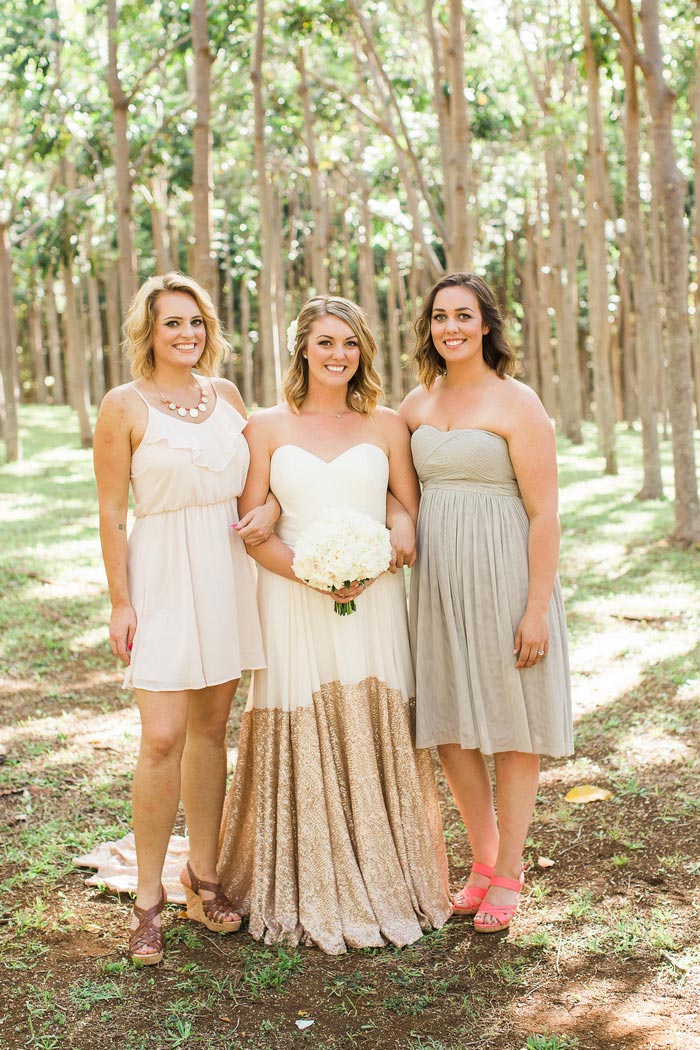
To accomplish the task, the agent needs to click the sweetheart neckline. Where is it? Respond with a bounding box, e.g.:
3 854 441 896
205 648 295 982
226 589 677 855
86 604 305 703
271 442 388 466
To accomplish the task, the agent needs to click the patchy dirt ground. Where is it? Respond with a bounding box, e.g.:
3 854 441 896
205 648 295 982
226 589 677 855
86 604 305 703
1 639 699 1050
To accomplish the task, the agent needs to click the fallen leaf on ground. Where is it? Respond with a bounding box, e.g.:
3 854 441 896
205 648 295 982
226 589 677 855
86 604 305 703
565 784 613 804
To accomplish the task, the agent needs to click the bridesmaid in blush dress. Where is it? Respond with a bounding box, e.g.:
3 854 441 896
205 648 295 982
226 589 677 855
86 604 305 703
400 272 572 934
217 296 451 954
94 273 277 965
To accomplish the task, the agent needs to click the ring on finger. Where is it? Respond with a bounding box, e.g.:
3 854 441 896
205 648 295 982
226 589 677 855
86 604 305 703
537 649 545 657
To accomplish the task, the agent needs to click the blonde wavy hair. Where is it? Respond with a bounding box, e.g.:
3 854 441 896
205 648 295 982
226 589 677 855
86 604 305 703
124 272 229 379
283 296 384 414
413 272 515 388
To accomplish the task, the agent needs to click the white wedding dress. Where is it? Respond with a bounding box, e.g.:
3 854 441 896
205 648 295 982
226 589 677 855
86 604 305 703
218 442 451 955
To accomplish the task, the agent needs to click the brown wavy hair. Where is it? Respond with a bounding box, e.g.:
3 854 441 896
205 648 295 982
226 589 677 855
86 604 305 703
283 295 384 414
413 272 515 388
124 272 229 379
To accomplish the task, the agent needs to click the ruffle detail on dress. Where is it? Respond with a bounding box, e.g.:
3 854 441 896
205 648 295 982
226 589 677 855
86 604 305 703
132 400 247 476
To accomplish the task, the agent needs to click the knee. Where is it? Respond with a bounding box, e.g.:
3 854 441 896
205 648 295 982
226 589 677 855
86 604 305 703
139 727 185 765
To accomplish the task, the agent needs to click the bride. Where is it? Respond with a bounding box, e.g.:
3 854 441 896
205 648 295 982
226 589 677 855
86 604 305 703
217 295 451 954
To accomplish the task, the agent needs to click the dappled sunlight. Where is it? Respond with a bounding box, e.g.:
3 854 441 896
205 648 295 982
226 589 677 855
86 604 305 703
614 729 692 766
0 707 141 776
69 626 110 655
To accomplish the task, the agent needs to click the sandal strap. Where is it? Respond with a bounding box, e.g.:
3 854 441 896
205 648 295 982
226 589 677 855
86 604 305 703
489 874 523 893
186 861 239 923
470 861 494 879
130 889 165 954
475 901 518 924
186 860 220 896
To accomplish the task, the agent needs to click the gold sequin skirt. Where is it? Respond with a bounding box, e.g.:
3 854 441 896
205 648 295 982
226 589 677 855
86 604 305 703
217 569 452 955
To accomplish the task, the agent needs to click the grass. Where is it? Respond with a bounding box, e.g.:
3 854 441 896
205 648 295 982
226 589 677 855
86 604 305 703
1 407 700 1050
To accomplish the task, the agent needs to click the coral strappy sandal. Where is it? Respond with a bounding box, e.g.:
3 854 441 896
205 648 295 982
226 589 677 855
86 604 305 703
129 887 167 966
473 872 525 934
182 861 241 933
451 862 494 917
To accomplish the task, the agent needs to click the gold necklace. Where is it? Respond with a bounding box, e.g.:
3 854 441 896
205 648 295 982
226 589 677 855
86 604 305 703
152 375 209 419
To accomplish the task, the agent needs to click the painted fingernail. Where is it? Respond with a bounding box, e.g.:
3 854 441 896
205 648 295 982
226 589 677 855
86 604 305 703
128 644 133 651
231 523 239 529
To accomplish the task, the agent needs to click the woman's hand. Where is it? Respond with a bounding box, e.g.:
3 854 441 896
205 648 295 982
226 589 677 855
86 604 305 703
234 495 280 546
513 607 549 669
110 603 137 665
388 512 416 570
313 577 376 604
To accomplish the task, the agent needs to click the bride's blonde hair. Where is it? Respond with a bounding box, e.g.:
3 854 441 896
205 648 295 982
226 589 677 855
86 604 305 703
284 296 384 415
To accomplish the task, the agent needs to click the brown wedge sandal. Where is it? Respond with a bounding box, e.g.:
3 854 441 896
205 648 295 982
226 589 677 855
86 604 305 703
129 887 166 966
182 861 241 933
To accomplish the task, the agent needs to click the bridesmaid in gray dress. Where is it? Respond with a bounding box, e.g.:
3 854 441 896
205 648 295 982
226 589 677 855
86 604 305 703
400 272 572 934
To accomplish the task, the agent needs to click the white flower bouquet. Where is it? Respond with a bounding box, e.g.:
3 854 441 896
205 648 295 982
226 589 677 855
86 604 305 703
292 507 393 616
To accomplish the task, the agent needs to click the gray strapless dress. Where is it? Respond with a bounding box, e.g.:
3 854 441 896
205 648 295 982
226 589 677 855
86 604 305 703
409 426 573 758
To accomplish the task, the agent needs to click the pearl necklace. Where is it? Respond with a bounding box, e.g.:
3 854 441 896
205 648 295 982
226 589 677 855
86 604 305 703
153 375 209 419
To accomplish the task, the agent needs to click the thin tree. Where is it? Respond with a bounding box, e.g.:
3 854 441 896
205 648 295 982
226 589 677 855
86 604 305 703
596 0 700 542
190 0 216 292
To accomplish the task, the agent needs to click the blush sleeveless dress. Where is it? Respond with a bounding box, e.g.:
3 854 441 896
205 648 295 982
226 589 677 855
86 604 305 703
409 426 572 758
217 442 451 955
123 389 264 691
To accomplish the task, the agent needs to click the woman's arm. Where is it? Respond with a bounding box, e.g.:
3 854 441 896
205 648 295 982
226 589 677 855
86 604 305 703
237 414 297 581
93 389 139 665
381 409 421 570
214 379 281 544
386 492 416 569
506 388 561 669
383 409 420 522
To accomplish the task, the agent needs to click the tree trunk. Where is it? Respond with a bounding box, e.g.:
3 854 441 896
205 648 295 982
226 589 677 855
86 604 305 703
639 0 700 541
615 249 638 422
0 223 21 461
532 193 557 418
190 0 216 292
545 146 583 441
521 220 542 397
444 0 473 269
613 0 663 496
692 41 700 430
357 194 383 379
29 284 48 405
45 277 66 404
87 268 105 404
252 0 281 405
106 0 137 321
150 174 173 273
581 0 617 474
240 276 254 407
387 246 403 407
298 46 328 294
104 261 123 390
61 262 93 447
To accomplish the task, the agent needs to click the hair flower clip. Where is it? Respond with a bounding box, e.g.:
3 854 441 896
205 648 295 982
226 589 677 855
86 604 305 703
286 318 298 356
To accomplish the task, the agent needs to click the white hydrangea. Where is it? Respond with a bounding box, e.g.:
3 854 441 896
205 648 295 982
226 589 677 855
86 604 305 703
286 318 298 356
292 507 393 615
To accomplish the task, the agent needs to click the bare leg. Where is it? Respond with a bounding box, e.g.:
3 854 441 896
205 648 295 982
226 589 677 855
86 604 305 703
438 744 499 898
131 689 190 952
476 750 540 926
180 679 238 917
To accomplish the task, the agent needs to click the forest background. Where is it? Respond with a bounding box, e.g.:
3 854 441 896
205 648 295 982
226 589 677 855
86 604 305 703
1 0 700 544
1 3 700 1048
